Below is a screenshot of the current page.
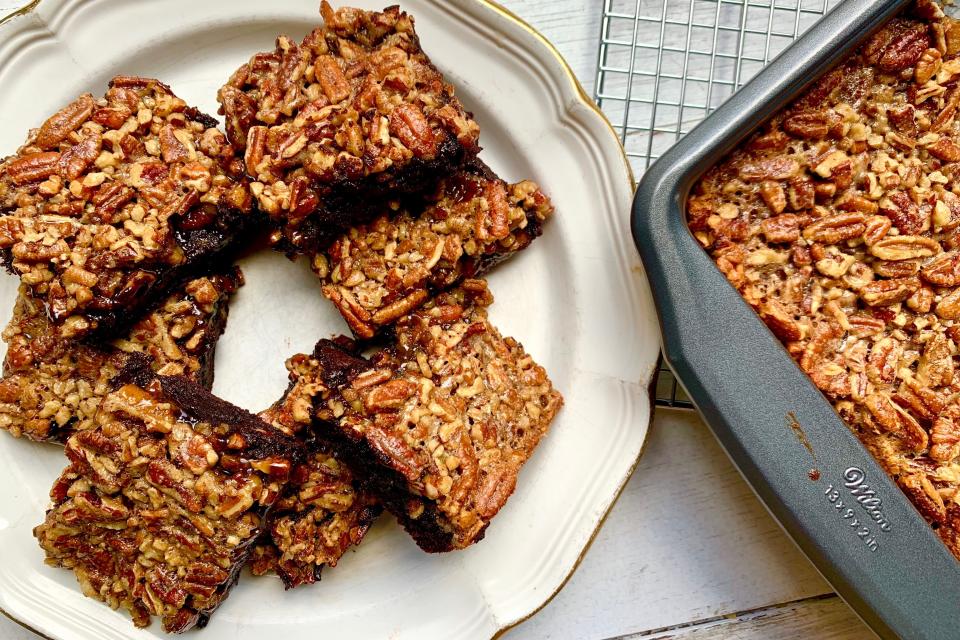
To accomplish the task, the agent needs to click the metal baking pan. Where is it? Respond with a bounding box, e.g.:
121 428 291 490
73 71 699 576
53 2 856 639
632 2 960 638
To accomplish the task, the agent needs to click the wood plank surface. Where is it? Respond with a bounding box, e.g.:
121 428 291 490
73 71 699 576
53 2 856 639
618 596 873 640
505 410 845 639
0 1 874 640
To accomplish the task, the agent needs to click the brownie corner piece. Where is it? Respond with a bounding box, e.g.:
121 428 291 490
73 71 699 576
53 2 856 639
247 442 380 588
217 1 481 250
0 268 241 443
34 374 301 632
0 76 256 341
316 281 563 551
248 354 380 589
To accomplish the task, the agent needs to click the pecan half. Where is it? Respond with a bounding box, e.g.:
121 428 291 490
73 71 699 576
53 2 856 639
921 251 960 285
860 276 920 306
877 23 930 72
936 287 960 319
389 104 438 158
783 111 829 139
5 152 61 185
927 137 960 162
761 213 802 243
35 94 95 149
869 235 941 260
880 191 925 235
802 213 866 244
932 407 960 462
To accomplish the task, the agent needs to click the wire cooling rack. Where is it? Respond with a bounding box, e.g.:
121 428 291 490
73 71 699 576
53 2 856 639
594 0 842 408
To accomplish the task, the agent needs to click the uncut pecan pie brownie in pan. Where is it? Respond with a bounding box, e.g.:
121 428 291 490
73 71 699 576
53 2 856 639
633 1 960 638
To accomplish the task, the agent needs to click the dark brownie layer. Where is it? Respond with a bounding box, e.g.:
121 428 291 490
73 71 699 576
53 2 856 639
0 76 258 340
217 1 481 251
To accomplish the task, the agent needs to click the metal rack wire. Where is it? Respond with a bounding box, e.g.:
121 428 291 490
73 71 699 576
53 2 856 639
594 0 842 408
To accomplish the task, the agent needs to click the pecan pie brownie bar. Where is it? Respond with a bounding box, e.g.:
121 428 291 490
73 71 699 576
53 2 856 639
248 354 380 589
217 1 481 251
299 281 562 551
0 76 255 340
311 160 554 338
687 0 960 559
247 443 379 588
34 374 303 632
0 269 241 442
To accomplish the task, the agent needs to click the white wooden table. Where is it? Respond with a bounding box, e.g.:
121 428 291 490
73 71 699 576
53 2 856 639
0 1 875 639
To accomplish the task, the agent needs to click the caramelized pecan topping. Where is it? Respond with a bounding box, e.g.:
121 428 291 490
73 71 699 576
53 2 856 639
34 376 302 632
217 1 481 250
0 77 251 339
0 271 240 442
688 0 960 560
287 281 562 551
311 163 553 338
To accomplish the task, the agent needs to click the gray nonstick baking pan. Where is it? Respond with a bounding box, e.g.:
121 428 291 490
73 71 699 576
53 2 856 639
632 1 960 639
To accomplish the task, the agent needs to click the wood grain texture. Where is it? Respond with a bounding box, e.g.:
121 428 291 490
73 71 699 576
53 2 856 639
494 0 601 96
618 596 874 640
505 410 844 639
0 1 873 640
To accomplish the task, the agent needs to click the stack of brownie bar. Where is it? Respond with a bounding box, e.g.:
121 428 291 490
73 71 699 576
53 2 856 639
0 1 562 632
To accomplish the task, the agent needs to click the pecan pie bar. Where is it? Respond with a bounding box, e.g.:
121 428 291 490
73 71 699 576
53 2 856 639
217 1 481 251
0 269 240 443
688 0 960 559
247 443 379 588
0 76 255 340
311 160 554 338
248 355 380 589
34 374 303 632
296 281 562 551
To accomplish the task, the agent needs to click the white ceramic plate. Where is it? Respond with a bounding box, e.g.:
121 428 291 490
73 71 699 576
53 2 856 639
0 1 659 638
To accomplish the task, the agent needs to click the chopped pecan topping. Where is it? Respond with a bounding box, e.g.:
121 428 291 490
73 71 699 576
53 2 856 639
216 1 481 250
249 419 379 587
688 1 960 562
288 281 562 551
0 77 252 339
0 271 240 442
312 163 553 338
243 361 381 589
34 376 303 632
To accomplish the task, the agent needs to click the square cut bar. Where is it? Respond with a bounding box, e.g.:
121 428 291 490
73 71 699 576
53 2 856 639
217 1 481 251
0 76 255 340
34 374 303 632
249 370 380 588
303 281 563 551
310 160 554 338
687 0 960 561
0 269 241 442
